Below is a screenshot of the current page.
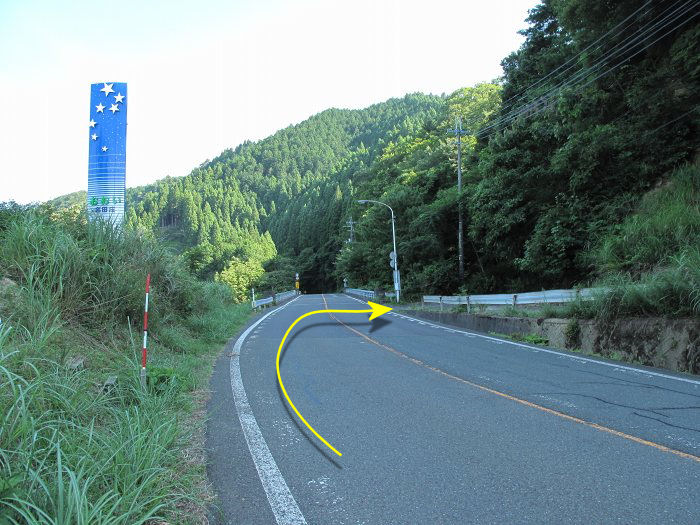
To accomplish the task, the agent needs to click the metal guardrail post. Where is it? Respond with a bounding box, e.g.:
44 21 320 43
513 294 517 307
467 295 471 314
440 296 443 313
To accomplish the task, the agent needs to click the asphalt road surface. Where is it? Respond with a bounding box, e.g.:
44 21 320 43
207 294 700 524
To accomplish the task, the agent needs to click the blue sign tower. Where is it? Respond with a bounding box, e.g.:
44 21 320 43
87 82 127 224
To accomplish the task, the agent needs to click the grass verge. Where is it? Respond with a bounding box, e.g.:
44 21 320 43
0 206 253 524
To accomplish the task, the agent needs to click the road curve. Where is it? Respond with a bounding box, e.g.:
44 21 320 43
207 294 700 524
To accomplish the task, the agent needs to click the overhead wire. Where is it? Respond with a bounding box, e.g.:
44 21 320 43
468 0 699 140
478 0 694 133
476 0 697 137
499 0 653 112
645 106 698 135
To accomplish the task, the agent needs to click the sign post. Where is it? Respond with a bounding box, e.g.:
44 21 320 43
88 82 127 225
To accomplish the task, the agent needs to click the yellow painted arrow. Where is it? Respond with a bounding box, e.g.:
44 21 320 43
276 301 392 457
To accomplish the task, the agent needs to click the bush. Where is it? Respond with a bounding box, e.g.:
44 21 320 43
215 257 264 303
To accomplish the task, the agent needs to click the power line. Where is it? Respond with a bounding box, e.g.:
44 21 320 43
500 0 653 112
474 0 699 139
478 0 697 138
481 0 699 137
646 106 698 135
485 0 694 133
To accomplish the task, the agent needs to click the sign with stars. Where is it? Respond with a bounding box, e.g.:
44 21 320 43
87 82 127 224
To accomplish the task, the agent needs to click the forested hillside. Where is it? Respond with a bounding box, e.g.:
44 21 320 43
339 0 698 297
119 94 443 295
51 0 698 302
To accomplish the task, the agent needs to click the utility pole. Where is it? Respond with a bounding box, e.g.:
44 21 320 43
448 116 468 281
345 217 356 243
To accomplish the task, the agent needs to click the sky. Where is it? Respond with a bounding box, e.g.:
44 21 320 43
0 0 535 204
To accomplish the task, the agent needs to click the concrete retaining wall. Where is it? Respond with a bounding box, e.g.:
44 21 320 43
401 309 700 375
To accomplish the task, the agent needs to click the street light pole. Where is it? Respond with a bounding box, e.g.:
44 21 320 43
358 199 400 302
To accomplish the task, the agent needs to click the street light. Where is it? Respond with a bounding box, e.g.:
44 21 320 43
358 199 400 302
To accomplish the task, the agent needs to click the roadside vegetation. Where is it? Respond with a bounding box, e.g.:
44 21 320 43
0 205 251 523
575 164 700 319
489 332 549 346
409 163 700 320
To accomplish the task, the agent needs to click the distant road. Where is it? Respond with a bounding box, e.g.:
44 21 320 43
207 294 700 524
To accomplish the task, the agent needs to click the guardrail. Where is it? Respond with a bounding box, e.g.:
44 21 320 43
344 288 396 300
252 296 274 308
275 290 297 303
423 287 601 311
252 289 297 309
345 288 375 299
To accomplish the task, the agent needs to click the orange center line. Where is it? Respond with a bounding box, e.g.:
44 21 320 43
321 295 700 463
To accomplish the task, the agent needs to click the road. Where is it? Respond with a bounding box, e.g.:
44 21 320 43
207 294 700 524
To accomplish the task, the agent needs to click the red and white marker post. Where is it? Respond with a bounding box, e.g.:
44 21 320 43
140 273 151 389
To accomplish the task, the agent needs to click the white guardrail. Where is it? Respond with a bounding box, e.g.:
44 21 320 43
275 290 298 303
423 287 601 310
346 286 602 309
252 289 298 309
344 288 396 300
252 296 274 308
345 288 375 299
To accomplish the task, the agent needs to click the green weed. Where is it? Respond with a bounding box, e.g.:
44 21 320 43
0 207 252 523
488 332 549 346
581 164 700 319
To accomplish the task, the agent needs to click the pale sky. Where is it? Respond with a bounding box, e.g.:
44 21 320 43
0 0 535 203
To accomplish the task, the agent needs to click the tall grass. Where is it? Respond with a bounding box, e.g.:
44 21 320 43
0 209 204 333
0 348 181 524
590 164 699 275
0 206 251 523
576 164 700 319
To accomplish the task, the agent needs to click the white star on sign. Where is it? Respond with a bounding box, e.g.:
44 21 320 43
109 104 119 114
100 83 114 96
89 119 96 128
114 93 125 103
91 133 98 140
96 103 105 113
102 145 108 152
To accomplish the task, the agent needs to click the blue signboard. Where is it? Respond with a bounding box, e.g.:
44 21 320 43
87 82 127 224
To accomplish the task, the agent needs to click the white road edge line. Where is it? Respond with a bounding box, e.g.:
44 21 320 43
230 297 307 525
342 294 700 386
